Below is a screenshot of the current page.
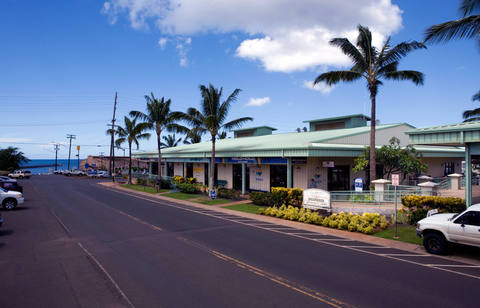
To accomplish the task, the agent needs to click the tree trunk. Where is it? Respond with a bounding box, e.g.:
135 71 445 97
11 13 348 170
209 135 216 194
369 83 377 188
128 142 132 184
157 131 162 179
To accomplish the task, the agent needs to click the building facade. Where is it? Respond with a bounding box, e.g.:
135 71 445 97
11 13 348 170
134 115 464 193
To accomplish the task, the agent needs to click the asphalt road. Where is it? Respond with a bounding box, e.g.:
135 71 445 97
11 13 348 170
1 176 479 308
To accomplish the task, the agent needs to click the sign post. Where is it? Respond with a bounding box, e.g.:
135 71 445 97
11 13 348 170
392 174 400 239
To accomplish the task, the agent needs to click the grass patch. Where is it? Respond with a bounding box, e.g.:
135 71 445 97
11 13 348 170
163 192 201 200
374 225 422 245
224 203 266 214
122 184 168 194
195 196 231 205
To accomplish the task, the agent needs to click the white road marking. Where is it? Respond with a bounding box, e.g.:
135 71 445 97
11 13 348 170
101 186 480 280
380 254 430 257
426 264 480 268
77 242 136 308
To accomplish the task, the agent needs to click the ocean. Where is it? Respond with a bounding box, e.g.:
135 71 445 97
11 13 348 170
20 159 85 174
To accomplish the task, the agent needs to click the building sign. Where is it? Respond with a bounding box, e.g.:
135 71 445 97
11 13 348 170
322 161 334 168
354 178 363 192
392 174 400 186
229 157 256 164
302 189 331 211
292 158 307 164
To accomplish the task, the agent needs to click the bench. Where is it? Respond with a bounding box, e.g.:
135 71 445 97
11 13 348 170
215 180 227 188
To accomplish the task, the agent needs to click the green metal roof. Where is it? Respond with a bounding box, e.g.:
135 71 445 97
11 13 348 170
407 121 480 145
303 114 371 123
233 126 277 132
133 123 464 159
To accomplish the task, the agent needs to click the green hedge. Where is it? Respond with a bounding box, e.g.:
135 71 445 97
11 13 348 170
218 188 241 200
401 195 466 224
177 183 201 194
250 187 303 207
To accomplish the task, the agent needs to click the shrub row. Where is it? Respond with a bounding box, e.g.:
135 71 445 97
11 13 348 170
177 183 201 194
259 206 389 234
172 176 197 185
401 195 466 224
217 188 242 200
250 187 303 207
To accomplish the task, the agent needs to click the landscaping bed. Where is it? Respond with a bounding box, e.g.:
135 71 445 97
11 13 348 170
122 184 169 194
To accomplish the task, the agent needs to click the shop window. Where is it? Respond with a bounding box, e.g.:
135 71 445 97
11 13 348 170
444 162 455 176
270 165 287 188
328 165 350 191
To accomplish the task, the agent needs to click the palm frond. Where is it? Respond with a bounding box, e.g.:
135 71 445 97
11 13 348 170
424 15 480 43
460 0 480 16
356 25 377 65
222 117 253 131
384 70 424 85
314 70 363 86
472 90 480 101
330 38 367 69
463 107 480 119
380 41 426 66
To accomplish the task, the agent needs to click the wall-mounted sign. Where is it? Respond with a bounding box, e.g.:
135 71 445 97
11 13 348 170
354 178 364 192
322 161 335 168
302 189 331 211
292 158 307 164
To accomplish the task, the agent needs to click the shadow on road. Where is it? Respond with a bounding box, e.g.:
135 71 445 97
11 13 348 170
0 206 31 212
0 229 14 236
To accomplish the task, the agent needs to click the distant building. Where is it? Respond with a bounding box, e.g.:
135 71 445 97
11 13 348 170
80 155 149 171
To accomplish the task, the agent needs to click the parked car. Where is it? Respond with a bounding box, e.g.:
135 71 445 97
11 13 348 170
71 169 85 176
63 170 72 176
0 187 24 210
88 171 110 178
416 204 480 255
0 176 15 182
8 170 31 179
0 180 23 193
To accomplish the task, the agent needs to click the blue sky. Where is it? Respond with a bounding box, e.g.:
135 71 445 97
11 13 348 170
1 0 479 159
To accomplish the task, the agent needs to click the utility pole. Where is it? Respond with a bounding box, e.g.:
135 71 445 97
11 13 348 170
109 92 118 178
76 145 80 170
67 134 76 170
53 144 60 171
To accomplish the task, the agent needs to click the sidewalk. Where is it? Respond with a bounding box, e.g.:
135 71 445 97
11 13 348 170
100 182 480 266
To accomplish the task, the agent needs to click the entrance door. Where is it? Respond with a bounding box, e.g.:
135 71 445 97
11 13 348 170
186 163 193 178
233 164 250 191
328 165 350 191
270 165 287 188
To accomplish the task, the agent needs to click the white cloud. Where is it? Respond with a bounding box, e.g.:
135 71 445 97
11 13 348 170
158 37 168 49
103 0 402 72
303 80 334 95
0 138 32 143
246 97 270 107
176 37 191 67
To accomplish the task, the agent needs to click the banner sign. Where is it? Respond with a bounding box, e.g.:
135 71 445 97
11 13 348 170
302 189 331 211
354 178 364 192
322 161 335 168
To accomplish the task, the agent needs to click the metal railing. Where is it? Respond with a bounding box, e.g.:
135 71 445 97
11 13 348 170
330 189 433 205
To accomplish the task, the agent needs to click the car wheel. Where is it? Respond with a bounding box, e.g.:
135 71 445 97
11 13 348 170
19 176 23 179
423 232 447 255
3 198 17 210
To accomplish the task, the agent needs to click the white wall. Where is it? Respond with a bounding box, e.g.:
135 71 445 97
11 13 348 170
423 157 463 178
249 164 270 191
217 164 233 189
293 164 308 190
174 163 183 177
193 163 204 184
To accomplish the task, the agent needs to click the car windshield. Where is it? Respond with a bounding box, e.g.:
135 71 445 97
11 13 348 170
0 187 7 192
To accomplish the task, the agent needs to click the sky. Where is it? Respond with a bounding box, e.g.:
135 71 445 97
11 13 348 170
1 0 479 159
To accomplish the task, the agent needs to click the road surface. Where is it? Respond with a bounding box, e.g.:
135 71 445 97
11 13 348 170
1 176 479 307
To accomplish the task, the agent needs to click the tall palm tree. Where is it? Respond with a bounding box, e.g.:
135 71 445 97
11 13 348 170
130 93 187 179
425 0 480 122
314 25 425 185
115 116 151 184
183 127 203 144
161 134 182 148
183 84 253 192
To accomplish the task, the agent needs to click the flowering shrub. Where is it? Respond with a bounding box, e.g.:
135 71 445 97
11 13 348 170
173 176 197 185
401 195 466 224
259 206 389 234
249 191 273 206
176 183 201 194
270 187 303 207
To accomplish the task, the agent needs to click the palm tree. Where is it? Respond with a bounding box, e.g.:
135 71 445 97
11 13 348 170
115 116 151 184
425 0 480 44
218 131 228 139
314 25 425 185
425 0 480 122
183 127 203 144
161 134 182 148
130 93 187 179
463 91 480 121
183 84 253 192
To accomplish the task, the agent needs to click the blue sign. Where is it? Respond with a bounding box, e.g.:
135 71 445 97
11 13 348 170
209 189 217 199
85 163 89 169
354 178 364 192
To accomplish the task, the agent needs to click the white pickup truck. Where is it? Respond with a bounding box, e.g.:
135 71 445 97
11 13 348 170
416 204 480 255
8 170 31 179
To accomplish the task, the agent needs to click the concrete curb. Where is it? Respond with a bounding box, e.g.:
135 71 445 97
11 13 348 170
99 182 480 266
